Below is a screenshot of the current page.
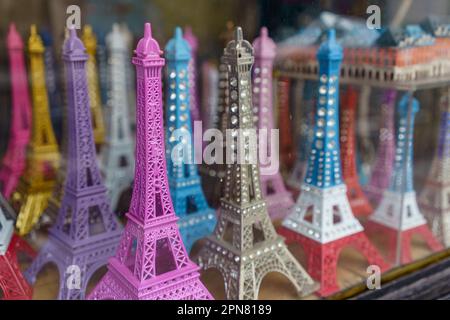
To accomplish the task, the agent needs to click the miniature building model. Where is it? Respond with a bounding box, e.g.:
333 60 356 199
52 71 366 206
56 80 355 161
12 25 60 236
279 30 389 297
196 27 316 300
89 23 212 300
24 28 122 300
165 27 216 252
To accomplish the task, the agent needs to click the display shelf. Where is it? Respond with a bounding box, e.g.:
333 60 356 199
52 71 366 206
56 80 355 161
275 70 450 92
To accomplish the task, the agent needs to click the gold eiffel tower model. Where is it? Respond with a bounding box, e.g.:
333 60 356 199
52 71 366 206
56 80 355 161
12 25 60 236
82 25 105 149
196 27 316 300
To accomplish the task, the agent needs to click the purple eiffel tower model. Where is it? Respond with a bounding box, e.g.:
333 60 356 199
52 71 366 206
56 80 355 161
364 90 396 205
24 28 122 300
253 27 294 220
88 23 212 300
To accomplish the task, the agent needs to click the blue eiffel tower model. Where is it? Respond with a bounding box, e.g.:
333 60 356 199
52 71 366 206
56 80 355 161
165 27 216 253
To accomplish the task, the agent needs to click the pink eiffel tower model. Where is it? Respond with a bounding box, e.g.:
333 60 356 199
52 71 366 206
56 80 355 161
0 24 32 199
364 89 396 205
24 28 122 300
88 23 212 300
253 27 294 220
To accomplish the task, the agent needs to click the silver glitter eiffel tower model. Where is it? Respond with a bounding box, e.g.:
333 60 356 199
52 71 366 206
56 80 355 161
100 24 135 211
196 27 316 300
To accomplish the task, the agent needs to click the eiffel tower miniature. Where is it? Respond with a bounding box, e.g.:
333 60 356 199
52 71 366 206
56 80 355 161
41 29 63 142
101 24 135 211
364 89 396 205
119 24 137 132
201 61 219 137
12 25 60 236
287 80 316 192
279 30 389 297
419 88 450 246
88 23 212 300
339 86 373 217
196 27 316 300
24 28 123 300
253 27 294 220
367 93 443 264
42 31 71 226
0 195 36 300
82 25 106 149
0 24 32 199
419 88 450 247
277 77 295 170
165 27 216 253
184 26 201 124
96 29 109 112
198 55 229 207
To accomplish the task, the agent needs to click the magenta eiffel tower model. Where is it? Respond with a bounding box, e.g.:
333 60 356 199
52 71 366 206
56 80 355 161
364 89 396 205
253 27 294 220
88 23 212 300
24 28 122 300
0 24 32 199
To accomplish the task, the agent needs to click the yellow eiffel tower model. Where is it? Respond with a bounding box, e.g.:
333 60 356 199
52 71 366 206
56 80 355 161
12 25 60 236
82 25 105 149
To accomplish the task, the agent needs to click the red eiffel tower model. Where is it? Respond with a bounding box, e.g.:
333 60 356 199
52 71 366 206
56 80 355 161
0 195 35 300
89 23 212 300
340 86 373 217
277 77 295 170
